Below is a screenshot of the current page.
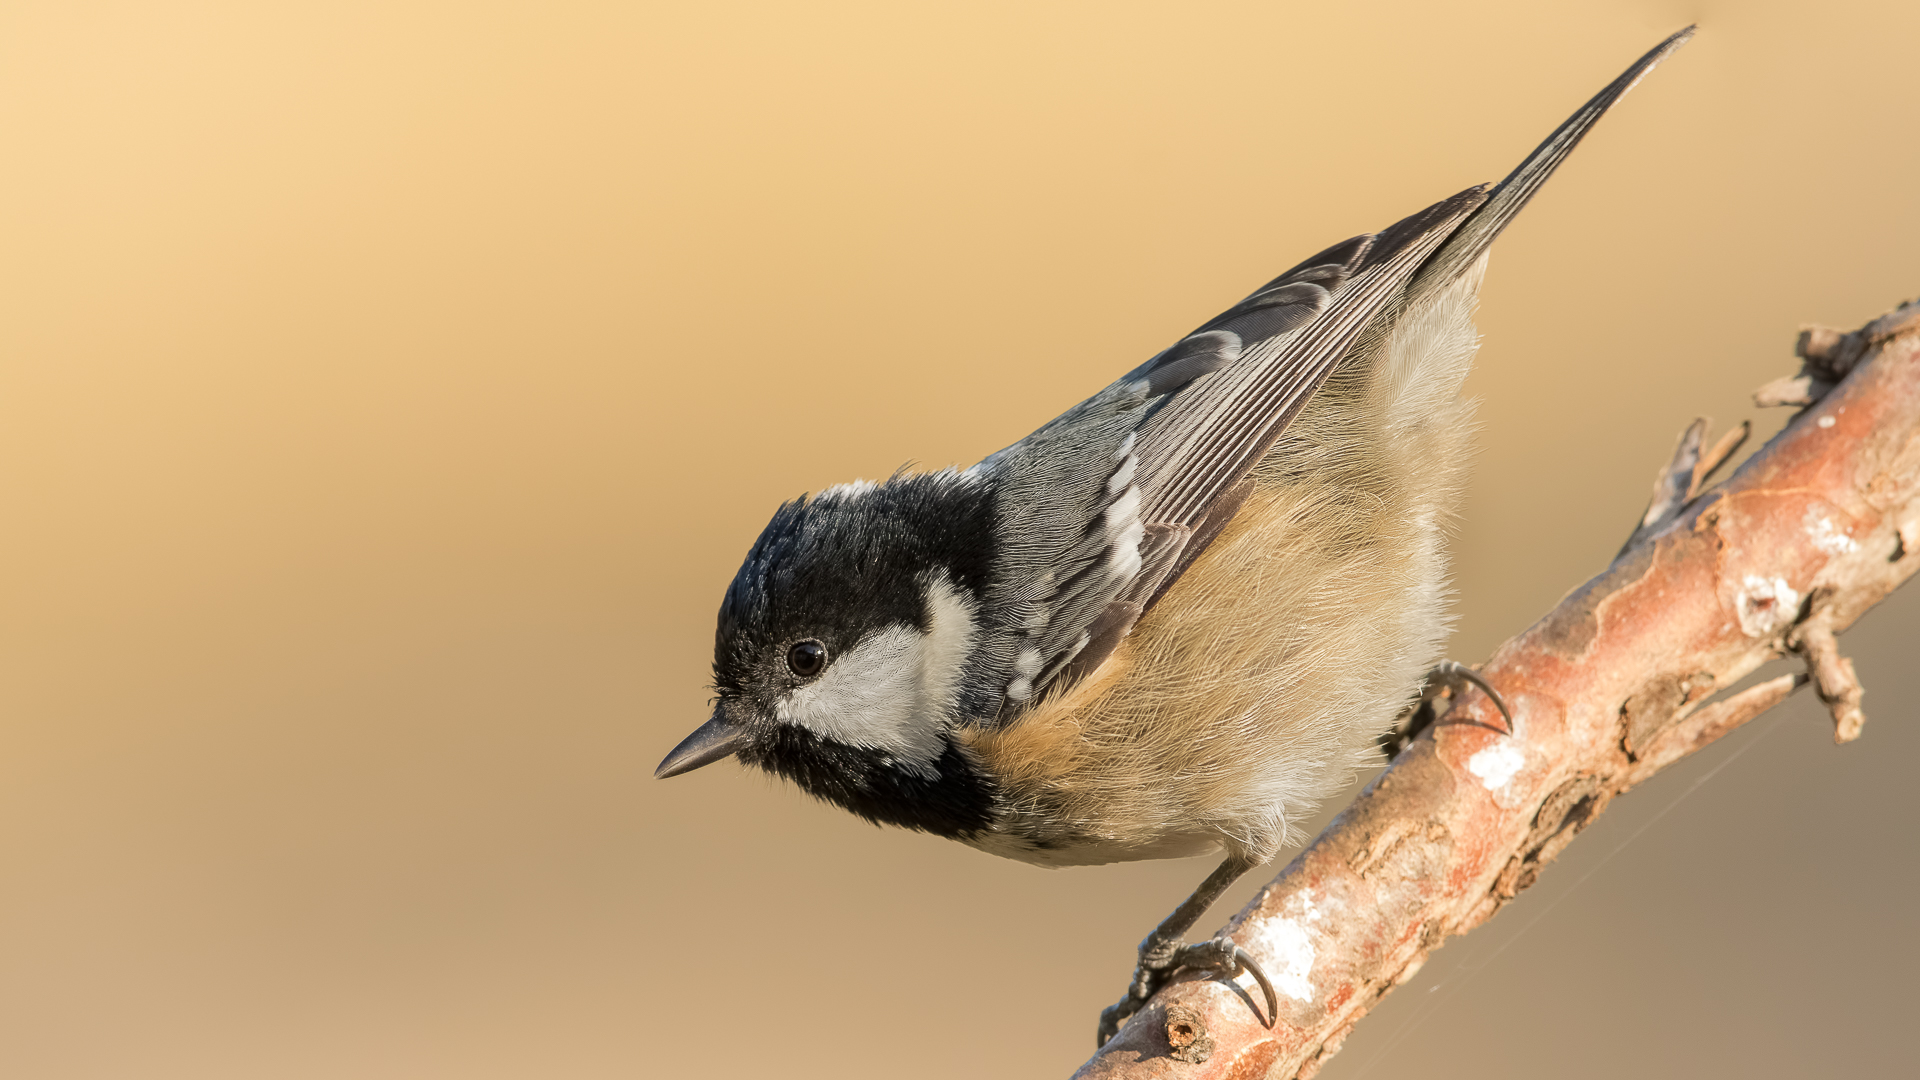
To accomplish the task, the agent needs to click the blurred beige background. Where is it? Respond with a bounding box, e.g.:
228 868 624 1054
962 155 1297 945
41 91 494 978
2 1 1914 1077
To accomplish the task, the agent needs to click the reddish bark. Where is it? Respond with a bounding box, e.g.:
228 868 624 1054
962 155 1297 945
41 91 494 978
1075 301 1920 1079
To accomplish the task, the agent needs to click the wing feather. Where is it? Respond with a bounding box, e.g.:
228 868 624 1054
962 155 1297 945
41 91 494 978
979 29 1695 714
989 191 1485 712
1133 185 1487 531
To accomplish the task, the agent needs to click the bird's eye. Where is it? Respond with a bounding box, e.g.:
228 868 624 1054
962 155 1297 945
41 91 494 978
786 640 828 679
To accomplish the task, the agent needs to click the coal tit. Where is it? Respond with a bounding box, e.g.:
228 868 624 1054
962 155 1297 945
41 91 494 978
657 28 1693 1046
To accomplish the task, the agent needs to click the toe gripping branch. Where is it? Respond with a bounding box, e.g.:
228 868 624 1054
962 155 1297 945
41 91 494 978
1097 936 1277 1048
1383 660 1516 758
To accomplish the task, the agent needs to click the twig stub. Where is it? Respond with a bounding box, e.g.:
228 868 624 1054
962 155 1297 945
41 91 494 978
1790 614 1867 743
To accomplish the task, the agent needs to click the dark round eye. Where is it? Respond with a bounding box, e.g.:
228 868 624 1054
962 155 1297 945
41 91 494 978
786 640 828 679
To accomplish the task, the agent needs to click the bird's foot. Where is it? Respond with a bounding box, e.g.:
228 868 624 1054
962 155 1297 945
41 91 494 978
1095 935 1276 1048
1382 660 1515 757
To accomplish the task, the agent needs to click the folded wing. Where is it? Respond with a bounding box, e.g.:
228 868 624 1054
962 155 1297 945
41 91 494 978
980 27 1695 717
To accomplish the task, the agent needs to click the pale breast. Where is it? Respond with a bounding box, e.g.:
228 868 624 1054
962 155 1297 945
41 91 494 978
957 268 1487 868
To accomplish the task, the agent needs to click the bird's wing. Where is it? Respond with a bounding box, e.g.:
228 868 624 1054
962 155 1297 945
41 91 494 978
1125 188 1486 533
976 190 1484 716
977 27 1696 717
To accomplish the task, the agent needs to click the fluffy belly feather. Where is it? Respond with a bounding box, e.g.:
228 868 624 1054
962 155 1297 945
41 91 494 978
956 265 1487 868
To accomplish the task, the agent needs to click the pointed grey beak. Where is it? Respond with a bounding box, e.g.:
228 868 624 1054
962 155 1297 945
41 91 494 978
655 714 750 779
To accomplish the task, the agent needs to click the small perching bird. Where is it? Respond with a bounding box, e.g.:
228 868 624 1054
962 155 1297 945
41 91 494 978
656 27 1694 1045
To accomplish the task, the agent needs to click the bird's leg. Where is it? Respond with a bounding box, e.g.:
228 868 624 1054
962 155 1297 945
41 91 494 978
1096 855 1276 1048
1381 659 1515 758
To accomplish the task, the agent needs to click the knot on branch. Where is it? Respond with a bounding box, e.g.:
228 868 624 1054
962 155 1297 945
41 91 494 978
1493 774 1611 900
1163 1004 1215 1064
1620 671 1718 759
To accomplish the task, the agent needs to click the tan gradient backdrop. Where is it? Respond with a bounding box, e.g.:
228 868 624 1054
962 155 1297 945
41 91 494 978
2 2 1915 1077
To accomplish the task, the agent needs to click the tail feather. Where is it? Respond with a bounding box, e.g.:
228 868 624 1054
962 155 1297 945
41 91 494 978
1407 25 1695 304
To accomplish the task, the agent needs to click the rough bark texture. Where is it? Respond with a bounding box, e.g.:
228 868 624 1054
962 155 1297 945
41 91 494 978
1075 300 1920 1080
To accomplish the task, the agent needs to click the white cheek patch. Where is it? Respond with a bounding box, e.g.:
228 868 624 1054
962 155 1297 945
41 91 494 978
777 625 931 761
774 573 978 777
916 574 978 725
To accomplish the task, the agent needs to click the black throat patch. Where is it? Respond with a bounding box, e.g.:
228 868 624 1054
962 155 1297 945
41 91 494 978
737 725 996 839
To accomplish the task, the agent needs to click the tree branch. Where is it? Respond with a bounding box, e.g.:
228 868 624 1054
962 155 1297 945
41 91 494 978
1075 297 1920 1079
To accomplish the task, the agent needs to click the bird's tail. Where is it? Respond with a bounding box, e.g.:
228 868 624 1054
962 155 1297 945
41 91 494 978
1406 25 1696 305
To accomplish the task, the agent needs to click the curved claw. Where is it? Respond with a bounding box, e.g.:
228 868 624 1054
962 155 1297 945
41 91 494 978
1095 936 1277 1048
1232 945 1278 1028
1435 660 1515 735
1096 998 1132 1048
